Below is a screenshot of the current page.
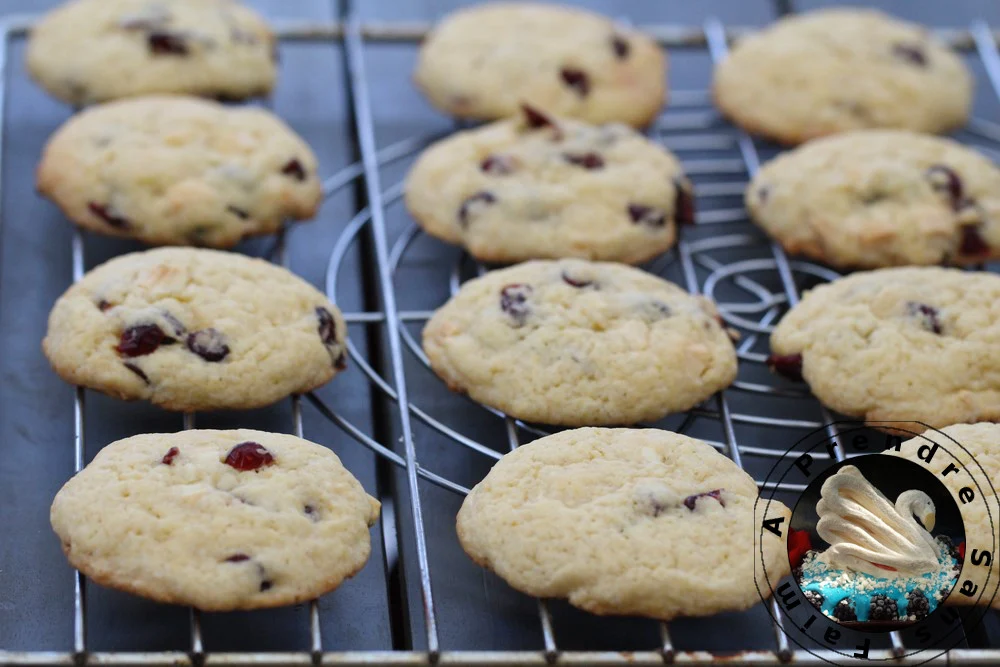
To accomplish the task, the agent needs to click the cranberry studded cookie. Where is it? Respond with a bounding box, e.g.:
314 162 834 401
414 3 666 127
50 429 380 610
885 423 1000 608
37 96 321 248
405 106 694 264
457 428 792 619
27 0 277 106
747 131 1000 268
769 268 1000 430
713 9 971 145
43 248 347 412
423 260 737 426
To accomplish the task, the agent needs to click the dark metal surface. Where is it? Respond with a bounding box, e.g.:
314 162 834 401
1 0 1000 664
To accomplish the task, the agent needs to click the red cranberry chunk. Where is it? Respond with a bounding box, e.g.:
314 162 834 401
281 158 307 181
674 178 695 226
611 35 630 59
907 302 942 334
521 104 556 129
560 68 590 97
458 191 497 228
561 272 594 288
628 204 666 227
186 328 230 362
88 202 130 229
926 164 965 211
316 307 338 345
563 152 604 170
960 225 990 256
225 553 250 563
260 580 273 592
892 43 927 67
224 442 275 471
499 284 533 325
766 353 803 381
147 31 189 55
117 324 171 357
480 154 516 175
161 447 180 465
683 489 725 511
123 362 150 384
97 299 113 312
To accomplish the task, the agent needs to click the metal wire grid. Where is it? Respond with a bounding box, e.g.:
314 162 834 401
4 6 1000 667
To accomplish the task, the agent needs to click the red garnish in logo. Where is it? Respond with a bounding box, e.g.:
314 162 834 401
959 541 966 561
787 527 812 569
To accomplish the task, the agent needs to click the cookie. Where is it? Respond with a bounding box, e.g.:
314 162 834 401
457 427 792 619
422 259 737 426
37 96 322 248
414 3 666 128
50 429 380 611
713 9 972 145
747 131 1000 269
43 248 347 412
769 267 1000 430
885 423 1000 608
405 106 693 264
27 0 277 106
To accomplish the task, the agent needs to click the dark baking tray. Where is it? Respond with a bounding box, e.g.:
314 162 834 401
2 0 1000 664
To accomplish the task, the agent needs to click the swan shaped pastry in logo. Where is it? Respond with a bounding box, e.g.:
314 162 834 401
815 465 938 577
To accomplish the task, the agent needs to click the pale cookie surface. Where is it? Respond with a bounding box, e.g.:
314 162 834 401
51 429 380 611
27 0 277 106
747 131 1000 269
414 3 666 127
457 427 791 619
885 423 1000 608
769 268 1000 430
713 9 971 145
43 248 347 412
405 107 693 264
423 260 737 426
38 96 321 248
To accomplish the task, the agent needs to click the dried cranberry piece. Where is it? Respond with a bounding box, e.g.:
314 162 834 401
458 191 496 228
628 204 666 227
334 351 347 370
147 31 189 55
561 272 594 288
563 152 604 170
304 504 315 515
227 205 250 220
907 302 942 334
767 353 803 381
260 580 273 592
892 43 927 67
88 202 130 229
161 447 179 465
225 554 250 563
224 442 275 471
281 158 307 181
316 307 338 345
499 284 533 325
926 164 965 211
123 362 149 384
560 68 590 97
611 35 630 59
521 104 556 129
186 328 230 362
97 299 113 312
117 324 170 357
960 225 990 256
480 154 516 175
674 178 695 226
683 489 725 510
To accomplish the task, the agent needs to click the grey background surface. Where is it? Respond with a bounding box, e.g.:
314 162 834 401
0 0 997 658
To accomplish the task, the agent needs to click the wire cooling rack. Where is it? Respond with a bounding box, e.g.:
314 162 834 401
4 3 1000 666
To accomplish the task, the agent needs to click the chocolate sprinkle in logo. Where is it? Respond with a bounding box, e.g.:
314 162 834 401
754 421 1000 665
